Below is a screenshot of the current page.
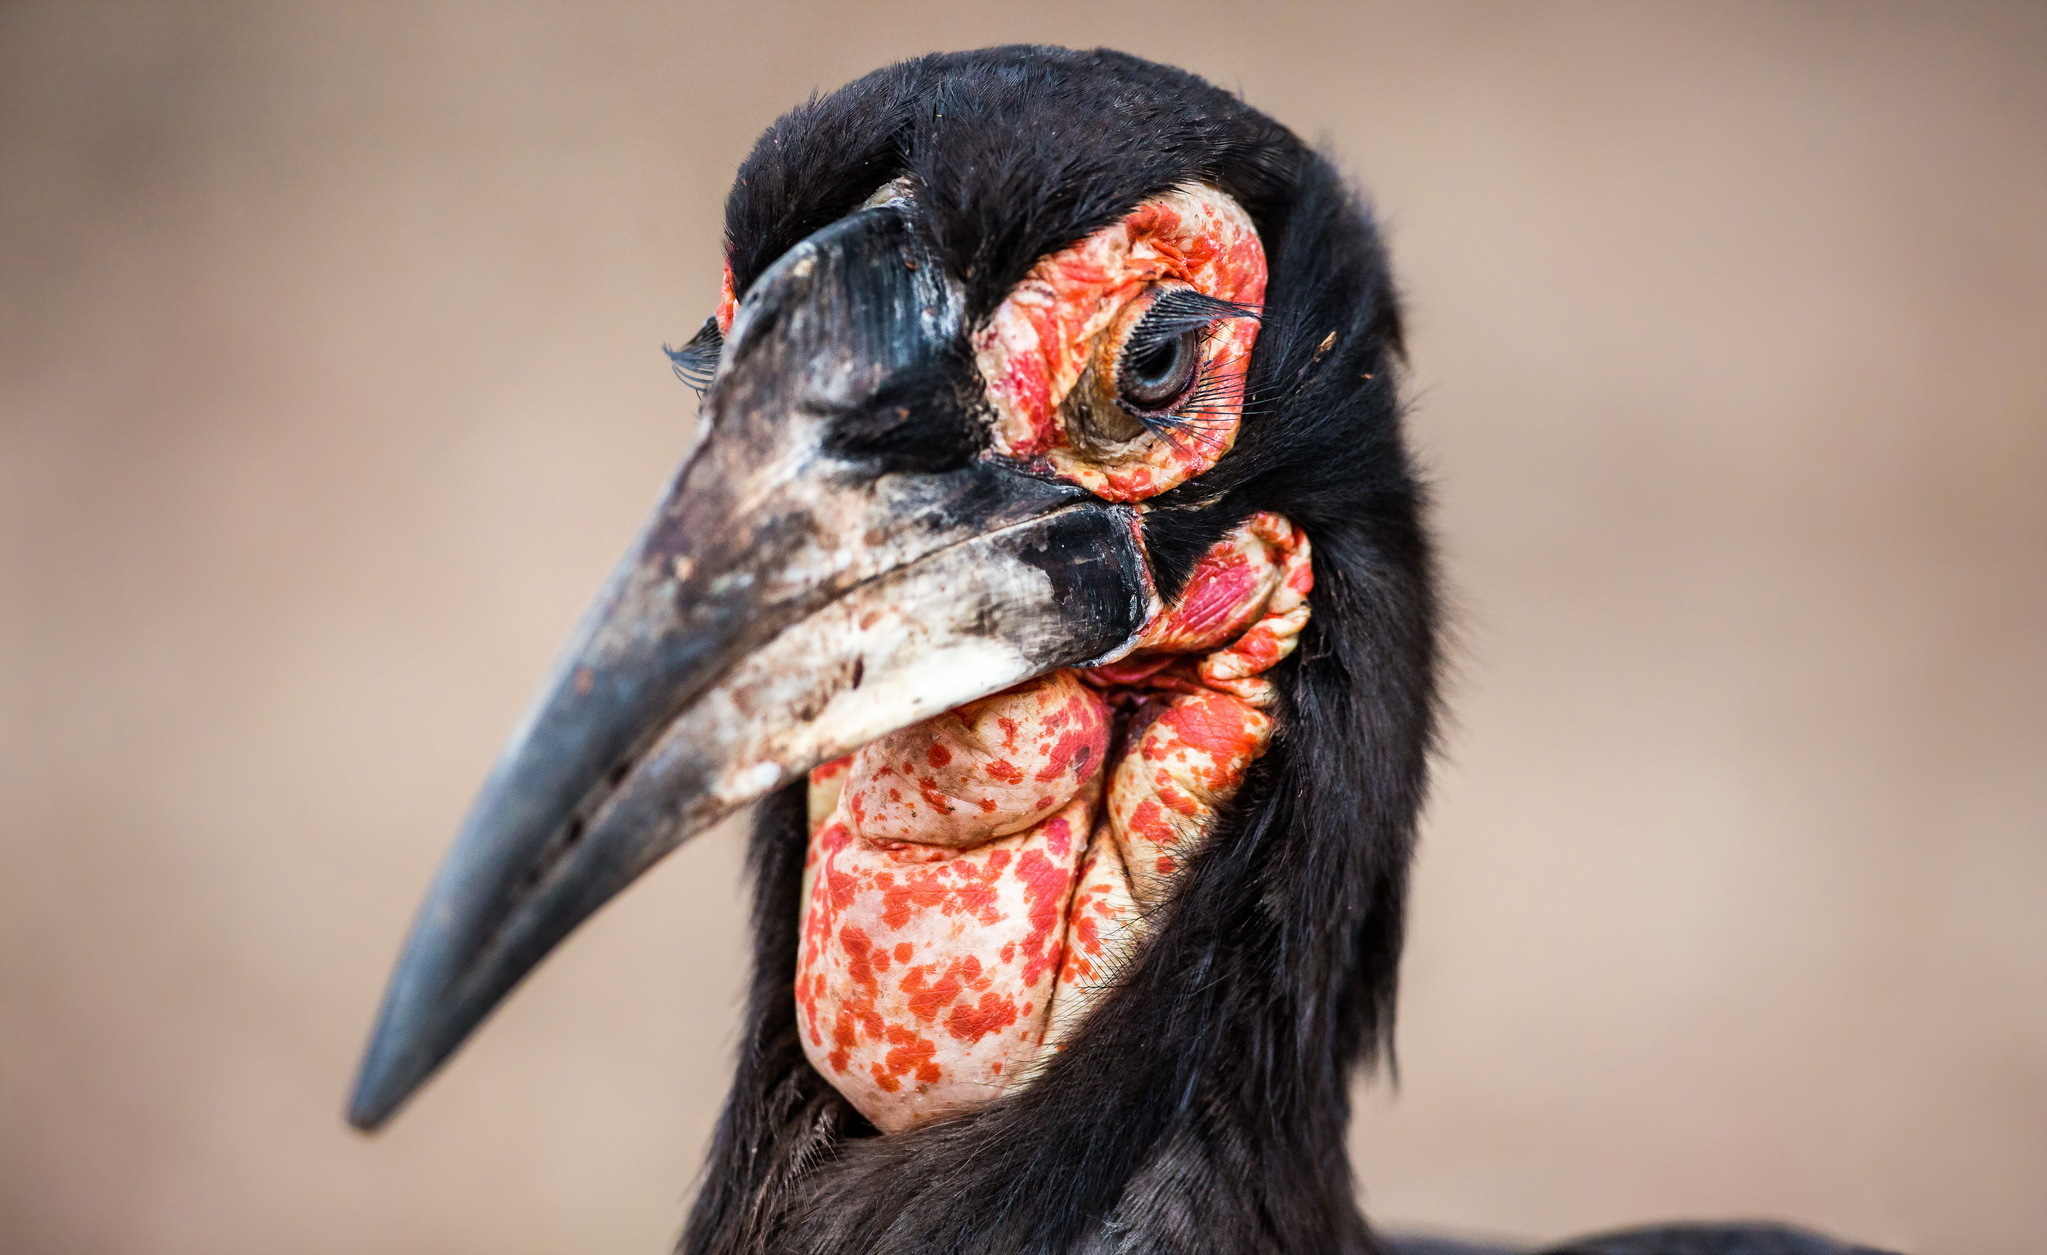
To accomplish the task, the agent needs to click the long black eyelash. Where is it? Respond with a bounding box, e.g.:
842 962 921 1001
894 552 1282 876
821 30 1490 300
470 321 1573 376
1133 362 1262 454
1118 289 1260 358
663 316 724 394
1116 290 1262 453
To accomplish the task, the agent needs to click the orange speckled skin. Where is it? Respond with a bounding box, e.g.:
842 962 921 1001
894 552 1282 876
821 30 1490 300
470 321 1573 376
973 185 1268 502
840 671 1110 849
799 514 1311 1131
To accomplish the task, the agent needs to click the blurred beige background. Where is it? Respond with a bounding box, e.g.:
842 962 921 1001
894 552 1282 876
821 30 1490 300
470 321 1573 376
2 3 2042 1253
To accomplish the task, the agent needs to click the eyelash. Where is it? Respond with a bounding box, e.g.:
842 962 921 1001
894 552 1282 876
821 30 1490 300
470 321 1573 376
1115 291 1260 453
664 317 724 395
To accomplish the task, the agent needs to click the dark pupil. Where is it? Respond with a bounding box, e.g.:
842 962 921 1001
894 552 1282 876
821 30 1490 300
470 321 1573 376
1119 328 1199 410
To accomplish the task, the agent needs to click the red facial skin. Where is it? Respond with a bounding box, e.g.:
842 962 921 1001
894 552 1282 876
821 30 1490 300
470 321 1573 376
715 260 737 338
798 514 1313 1131
973 184 1268 502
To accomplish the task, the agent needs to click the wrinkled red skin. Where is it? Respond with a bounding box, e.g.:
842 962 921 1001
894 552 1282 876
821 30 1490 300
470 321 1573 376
973 184 1267 501
799 513 1312 1131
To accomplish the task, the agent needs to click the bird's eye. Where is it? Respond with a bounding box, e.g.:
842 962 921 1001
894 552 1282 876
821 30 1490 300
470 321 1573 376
1117 325 1202 412
1070 288 1253 452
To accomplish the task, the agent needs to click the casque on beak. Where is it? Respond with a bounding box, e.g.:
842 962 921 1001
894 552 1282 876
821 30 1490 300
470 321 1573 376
347 201 1155 1130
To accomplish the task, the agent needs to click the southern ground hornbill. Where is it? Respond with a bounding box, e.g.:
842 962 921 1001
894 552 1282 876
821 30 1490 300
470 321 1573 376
347 46 1897 1255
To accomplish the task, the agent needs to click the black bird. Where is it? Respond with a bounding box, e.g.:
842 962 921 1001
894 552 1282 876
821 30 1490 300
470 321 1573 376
347 46 1897 1255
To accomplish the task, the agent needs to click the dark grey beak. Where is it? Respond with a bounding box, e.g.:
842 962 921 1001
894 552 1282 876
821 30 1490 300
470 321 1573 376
347 203 1154 1130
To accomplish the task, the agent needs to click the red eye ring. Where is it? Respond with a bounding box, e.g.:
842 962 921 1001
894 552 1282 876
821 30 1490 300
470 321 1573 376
975 185 1267 502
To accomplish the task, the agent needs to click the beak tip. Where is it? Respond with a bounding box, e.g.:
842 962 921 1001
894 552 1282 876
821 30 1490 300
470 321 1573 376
345 1038 410 1133
346 985 448 1133
345 1100 388 1134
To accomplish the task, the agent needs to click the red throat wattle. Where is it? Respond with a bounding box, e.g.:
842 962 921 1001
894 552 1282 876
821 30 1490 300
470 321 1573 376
796 513 1311 1131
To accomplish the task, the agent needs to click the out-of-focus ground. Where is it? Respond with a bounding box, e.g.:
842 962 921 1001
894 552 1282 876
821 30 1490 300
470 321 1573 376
2 3 2042 1253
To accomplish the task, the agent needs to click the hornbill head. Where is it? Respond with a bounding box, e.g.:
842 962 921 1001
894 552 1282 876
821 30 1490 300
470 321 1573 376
351 46 1436 1255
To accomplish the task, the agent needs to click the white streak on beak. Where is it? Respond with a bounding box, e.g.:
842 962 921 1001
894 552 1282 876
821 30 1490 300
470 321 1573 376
617 540 1052 834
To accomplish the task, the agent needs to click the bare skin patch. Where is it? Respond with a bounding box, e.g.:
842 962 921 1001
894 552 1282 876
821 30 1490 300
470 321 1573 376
798 513 1312 1131
973 185 1267 502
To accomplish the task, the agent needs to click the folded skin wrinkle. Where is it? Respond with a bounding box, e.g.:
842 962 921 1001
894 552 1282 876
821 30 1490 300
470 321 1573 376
799 512 1310 1131
975 185 1267 502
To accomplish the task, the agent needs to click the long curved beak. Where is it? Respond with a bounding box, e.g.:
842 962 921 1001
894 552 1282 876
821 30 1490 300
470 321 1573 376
347 204 1153 1130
